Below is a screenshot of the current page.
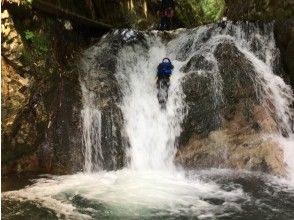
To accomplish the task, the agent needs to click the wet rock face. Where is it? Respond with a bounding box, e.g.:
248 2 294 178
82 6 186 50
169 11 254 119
176 24 288 175
180 41 259 146
79 30 146 171
176 131 286 176
1 6 88 175
40 69 83 174
214 41 259 105
180 61 219 144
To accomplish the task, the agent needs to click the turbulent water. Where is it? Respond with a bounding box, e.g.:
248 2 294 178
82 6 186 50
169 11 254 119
3 22 294 219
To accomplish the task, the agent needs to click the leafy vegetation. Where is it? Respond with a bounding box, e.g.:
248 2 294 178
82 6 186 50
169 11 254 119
23 30 49 54
25 0 33 4
24 30 35 41
176 0 225 26
199 0 226 21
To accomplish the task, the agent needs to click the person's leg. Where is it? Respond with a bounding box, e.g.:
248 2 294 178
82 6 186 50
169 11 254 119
158 76 168 102
160 17 165 30
157 74 163 89
157 75 166 104
165 76 171 100
163 16 169 30
166 17 171 30
167 75 171 88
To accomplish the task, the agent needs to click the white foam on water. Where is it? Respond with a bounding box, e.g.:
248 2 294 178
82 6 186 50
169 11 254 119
3 170 246 219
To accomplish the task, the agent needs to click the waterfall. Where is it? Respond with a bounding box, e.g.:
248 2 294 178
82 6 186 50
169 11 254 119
4 22 294 220
79 23 294 178
116 33 186 171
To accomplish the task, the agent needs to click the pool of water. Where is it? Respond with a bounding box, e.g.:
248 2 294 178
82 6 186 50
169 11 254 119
2 169 294 220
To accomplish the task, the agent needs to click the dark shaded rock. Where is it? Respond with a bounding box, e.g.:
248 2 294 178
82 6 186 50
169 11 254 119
40 70 83 174
226 0 294 22
180 72 220 146
274 18 294 88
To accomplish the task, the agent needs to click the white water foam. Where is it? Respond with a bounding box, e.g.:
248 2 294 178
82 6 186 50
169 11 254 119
3 170 246 219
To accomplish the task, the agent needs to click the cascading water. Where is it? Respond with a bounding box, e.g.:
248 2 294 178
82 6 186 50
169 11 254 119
3 22 294 219
115 34 186 171
81 83 103 172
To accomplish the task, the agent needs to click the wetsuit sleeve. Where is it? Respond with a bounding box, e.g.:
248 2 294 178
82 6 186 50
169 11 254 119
157 64 162 74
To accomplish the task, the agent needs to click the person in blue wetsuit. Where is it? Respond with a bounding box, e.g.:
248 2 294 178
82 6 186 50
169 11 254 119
156 58 174 106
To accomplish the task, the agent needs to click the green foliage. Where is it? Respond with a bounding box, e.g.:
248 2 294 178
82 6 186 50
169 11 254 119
176 0 225 26
33 34 49 53
24 30 35 41
199 0 226 21
23 30 49 54
25 0 33 4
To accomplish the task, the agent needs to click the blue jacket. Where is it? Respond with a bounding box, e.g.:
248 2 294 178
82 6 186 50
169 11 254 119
157 61 174 76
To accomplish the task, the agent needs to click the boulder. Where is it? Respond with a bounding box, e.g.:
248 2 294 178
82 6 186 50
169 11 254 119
177 39 286 175
176 130 286 176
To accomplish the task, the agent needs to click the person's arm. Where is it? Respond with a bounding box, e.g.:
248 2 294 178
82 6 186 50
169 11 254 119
157 64 162 74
